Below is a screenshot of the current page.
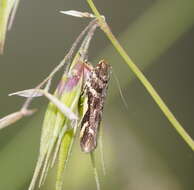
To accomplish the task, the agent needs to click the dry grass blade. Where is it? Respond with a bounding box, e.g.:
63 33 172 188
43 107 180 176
0 109 35 130
10 89 78 120
9 89 43 97
60 10 95 18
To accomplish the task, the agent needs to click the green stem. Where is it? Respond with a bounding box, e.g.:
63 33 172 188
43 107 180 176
86 0 194 151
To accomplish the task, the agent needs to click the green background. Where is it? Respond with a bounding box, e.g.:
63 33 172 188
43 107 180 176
0 0 194 189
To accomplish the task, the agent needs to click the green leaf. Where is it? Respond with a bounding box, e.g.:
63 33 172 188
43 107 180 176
56 129 75 190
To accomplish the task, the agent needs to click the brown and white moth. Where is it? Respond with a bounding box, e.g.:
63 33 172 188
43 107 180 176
80 60 110 153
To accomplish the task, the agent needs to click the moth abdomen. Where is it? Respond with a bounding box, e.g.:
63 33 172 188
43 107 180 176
80 122 98 153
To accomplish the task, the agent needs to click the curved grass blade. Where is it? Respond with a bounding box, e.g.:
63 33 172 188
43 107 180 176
28 58 91 190
7 0 20 30
0 0 18 54
0 109 35 129
55 128 76 190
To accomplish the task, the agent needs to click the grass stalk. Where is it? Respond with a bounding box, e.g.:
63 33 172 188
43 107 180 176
86 0 194 151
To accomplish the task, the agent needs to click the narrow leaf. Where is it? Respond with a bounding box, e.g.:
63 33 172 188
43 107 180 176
28 60 85 190
56 129 75 190
0 0 17 54
41 90 78 121
7 0 20 30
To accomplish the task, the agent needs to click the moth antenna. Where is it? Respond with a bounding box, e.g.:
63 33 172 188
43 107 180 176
112 70 129 110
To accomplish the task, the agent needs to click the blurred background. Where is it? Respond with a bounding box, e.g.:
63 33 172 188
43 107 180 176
0 0 194 189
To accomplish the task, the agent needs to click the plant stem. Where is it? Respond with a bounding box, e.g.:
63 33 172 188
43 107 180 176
86 0 194 151
90 152 101 190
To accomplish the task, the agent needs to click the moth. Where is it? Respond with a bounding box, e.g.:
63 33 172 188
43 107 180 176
80 60 110 153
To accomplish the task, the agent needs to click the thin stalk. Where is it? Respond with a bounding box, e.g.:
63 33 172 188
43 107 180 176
90 152 101 190
86 0 194 151
21 19 97 110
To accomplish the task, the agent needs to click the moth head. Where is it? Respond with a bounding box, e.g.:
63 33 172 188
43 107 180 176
95 60 111 82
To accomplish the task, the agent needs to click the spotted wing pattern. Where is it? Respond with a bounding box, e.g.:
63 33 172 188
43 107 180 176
80 60 110 153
